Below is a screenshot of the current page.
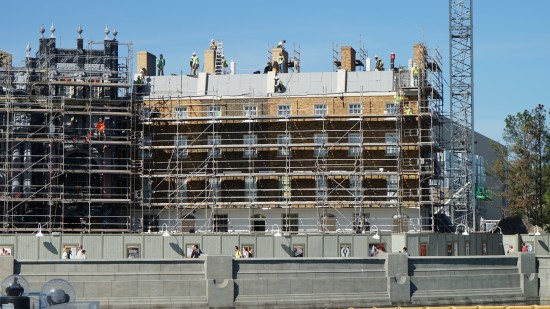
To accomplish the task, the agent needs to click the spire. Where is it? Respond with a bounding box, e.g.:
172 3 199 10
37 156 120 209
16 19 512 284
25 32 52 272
50 23 55 38
39 25 45 38
112 27 118 39
77 25 83 39
104 26 110 40
26 43 31 58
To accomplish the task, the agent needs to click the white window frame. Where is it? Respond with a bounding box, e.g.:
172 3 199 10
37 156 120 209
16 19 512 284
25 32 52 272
278 104 291 117
349 104 362 114
277 134 291 157
385 132 398 156
208 106 222 118
175 106 188 119
314 133 328 157
208 134 222 158
386 103 398 115
348 133 361 156
244 105 257 117
243 134 258 158
314 104 327 116
174 135 188 158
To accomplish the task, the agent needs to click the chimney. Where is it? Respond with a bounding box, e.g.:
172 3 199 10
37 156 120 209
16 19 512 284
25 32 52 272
413 44 427 69
136 51 157 77
271 47 288 73
340 46 356 71
204 49 216 74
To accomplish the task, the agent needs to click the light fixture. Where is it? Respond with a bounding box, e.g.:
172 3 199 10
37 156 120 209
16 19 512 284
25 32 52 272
36 224 44 237
161 223 170 237
534 226 541 236
272 224 281 237
371 225 380 240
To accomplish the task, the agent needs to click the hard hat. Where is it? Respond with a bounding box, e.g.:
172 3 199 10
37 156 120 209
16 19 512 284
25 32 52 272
275 76 279 79
221 54 225 57
192 52 196 55
211 38 214 42
374 55 378 58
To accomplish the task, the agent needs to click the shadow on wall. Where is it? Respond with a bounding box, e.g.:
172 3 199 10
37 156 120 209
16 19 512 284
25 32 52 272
43 242 59 255
169 242 184 257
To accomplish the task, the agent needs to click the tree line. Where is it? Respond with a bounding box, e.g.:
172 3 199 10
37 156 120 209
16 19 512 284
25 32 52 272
490 104 550 232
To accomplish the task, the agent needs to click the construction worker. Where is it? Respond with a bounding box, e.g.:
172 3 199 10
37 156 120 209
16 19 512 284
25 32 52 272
412 63 419 86
157 54 165 76
264 62 272 74
374 56 384 71
190 52 199 76
404 104 412 115
210 39 217 51
221 54 228 74
278 53 284 72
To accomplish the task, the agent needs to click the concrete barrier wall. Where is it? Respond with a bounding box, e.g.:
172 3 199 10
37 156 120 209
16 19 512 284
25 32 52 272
0 232 515 260
5 253 546 309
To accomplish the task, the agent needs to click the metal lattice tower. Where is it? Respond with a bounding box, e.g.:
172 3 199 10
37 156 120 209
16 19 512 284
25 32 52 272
449 0 475 230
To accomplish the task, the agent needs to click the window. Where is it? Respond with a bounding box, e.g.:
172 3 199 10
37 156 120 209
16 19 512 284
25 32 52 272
251 214 266 232
175 106 187 119
385 132 398 156
386 103 398 115
278 104 291 116
321 214 337 232
209 177 221 203
348 133 361 156
208 106 222 118
244 106 257 117
350 175 362 199
314 104 327 116
316 175 328 198
176 178 187 202
174 136 188 158
387 174 398 197
475 155 486 185
141 107 152 120
245 176 257 202
282 213 299 232
314 133 328 157
243 134 257 158
349 104 362 114
212 214 228 232
277 134 291 156
143 179 152 203
208 134 222 158
280 176 291 200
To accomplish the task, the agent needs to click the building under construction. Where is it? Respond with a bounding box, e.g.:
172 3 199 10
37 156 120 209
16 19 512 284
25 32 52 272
0 26 135 232
0 27 501 234
136 43 446 234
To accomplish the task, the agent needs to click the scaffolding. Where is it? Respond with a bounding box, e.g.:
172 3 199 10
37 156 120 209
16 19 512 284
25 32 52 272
0 27 135 233
138 47 444 234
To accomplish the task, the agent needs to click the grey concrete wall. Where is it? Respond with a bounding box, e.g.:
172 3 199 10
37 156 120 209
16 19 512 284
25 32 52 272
0 232 513 260
7 253 545 309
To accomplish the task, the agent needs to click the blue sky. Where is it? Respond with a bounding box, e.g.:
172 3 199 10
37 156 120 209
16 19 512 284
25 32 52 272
2 1 549 142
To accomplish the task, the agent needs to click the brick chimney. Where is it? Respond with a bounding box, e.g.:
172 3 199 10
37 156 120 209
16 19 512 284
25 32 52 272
204 49 216 74
413 44 427 69
341 46 356 71
271 48 288 73
136 51 157 77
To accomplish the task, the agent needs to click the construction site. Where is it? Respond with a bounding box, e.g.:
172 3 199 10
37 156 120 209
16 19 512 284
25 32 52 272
0 1 498 235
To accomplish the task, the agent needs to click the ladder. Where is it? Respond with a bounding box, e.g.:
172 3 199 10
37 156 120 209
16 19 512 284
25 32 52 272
214 41 225 75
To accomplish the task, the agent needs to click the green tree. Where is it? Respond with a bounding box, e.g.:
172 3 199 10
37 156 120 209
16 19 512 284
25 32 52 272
490 104 550 230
